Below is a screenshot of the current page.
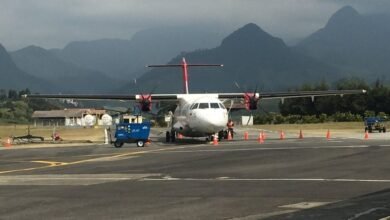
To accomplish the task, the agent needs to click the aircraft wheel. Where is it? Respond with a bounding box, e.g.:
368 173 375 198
171 130 176 142
218 131 224 141
166 131 171 142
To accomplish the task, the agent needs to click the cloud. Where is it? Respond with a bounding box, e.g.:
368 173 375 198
0 0 388 50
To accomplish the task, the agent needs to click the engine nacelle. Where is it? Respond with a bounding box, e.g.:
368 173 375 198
244 93 259 110
139 94 152 112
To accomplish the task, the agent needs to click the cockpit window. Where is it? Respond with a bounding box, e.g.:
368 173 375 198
198 103 209 109
190 103 199 110
210 103 219 109
219 103 226 109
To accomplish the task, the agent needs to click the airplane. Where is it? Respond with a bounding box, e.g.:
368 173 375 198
25 58 366 142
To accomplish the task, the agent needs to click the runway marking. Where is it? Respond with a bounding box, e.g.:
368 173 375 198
279 201 333 209
0 145 204 175
0 174 160 186
31 160 69 166
228 210 297 220
148 145 370 153
347 208 389 220
141 177 390 183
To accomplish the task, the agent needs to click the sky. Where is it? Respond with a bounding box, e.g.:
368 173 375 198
1 0 390 51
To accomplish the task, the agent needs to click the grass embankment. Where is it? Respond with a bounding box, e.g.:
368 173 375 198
0 125 105 142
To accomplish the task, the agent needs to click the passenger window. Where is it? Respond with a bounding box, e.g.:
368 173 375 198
198 103 209 109
210 103 219 108
219 103 226 109
190 103 199 110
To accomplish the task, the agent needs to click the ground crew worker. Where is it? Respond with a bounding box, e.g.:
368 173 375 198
227 119 234 138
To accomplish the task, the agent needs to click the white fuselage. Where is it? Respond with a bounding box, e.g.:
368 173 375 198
172 94 228 137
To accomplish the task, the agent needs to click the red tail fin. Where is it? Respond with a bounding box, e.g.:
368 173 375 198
182 58 189 94
147 58 223 94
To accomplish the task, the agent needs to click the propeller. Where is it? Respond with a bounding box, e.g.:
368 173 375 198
244 85 259 110
139 94 153 112
235 82 261 125
134 80 159 112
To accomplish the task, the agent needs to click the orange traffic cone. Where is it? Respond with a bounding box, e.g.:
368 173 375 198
213 135 219 146
258 132 264 144
3 137 12 147
280 130 285 140
299 129 304 139
326 129 331 140
227 130 232 140
364 131 369 140
261 131 266 140
244 131 249 140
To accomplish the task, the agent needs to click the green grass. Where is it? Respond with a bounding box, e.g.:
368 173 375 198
0 125 105 142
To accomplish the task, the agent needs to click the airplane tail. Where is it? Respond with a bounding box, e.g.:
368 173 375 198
147 58 223 94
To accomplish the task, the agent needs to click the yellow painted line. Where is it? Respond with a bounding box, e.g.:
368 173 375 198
0 145 204 175
31 160 69 166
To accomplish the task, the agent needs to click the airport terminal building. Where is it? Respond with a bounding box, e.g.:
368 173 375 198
32 109 112 127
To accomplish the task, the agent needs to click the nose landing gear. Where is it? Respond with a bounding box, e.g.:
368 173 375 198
165 130 176 143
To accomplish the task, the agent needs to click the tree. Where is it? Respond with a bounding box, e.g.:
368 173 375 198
7 90 18 100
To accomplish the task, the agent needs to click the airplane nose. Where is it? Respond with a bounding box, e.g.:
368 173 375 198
197 111 227 132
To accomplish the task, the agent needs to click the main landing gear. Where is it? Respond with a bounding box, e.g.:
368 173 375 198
166 130 176 143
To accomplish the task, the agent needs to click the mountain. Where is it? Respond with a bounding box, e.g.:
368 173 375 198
296 6 390 80
11 46 124 93
0 44 50 92
132 23 339 93
53 27 226 80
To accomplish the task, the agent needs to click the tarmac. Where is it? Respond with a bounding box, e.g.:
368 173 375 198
0 128 390 219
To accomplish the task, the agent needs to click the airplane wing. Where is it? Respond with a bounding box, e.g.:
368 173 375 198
25 94 178 101
218 89 366 110
25 89 366 101
24 93 179 112
25 89 366 111
218 89 367 100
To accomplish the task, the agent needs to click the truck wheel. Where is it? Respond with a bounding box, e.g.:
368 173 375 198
136 140 145 147
166 131 171 142
114 141 123 148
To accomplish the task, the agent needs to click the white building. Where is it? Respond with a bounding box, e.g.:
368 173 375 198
32 109 112 127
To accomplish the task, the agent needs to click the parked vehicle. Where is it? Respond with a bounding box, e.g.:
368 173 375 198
364 117 386 133
113 122 151 148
